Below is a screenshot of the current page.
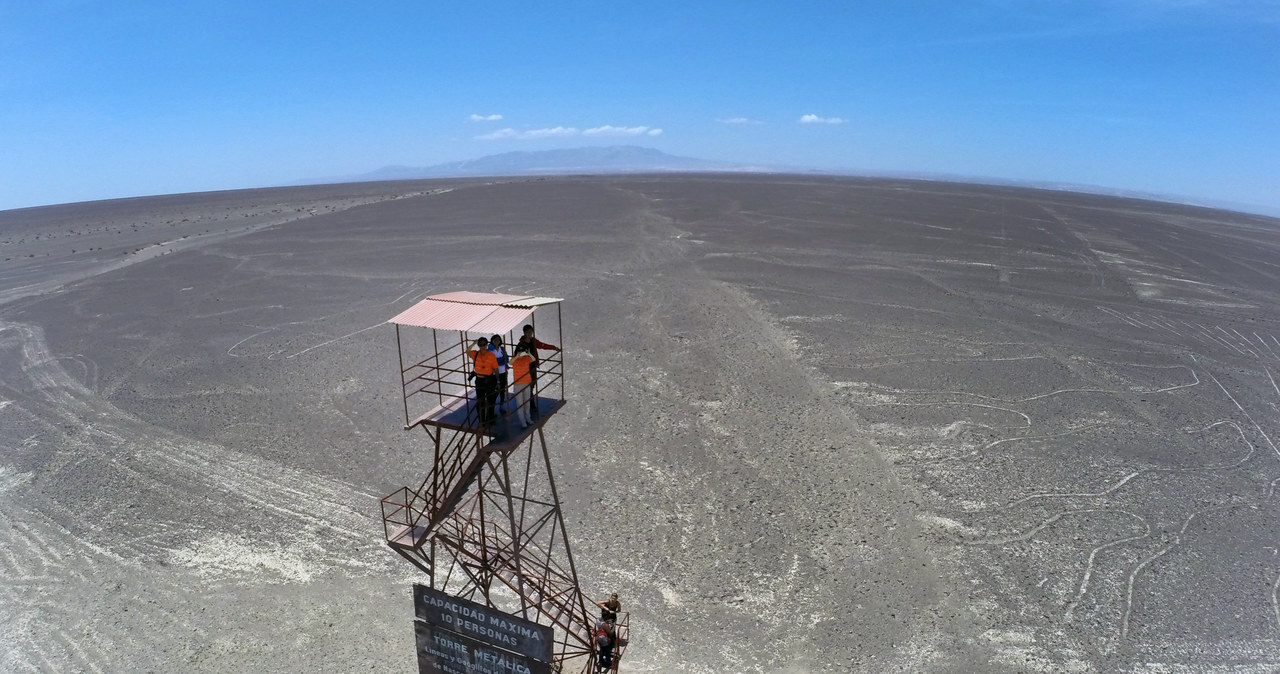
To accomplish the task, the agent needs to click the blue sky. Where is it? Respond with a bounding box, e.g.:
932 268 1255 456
2 1 1277 213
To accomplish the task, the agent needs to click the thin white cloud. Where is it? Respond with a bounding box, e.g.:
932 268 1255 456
475 126 580 140
467 113 503 122
523 126 579 139
583 125 662 137
716 117 759 125
477 124 662 140
799 114 846 125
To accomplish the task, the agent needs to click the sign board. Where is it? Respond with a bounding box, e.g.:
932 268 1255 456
413 584 555 664
415 620 553 674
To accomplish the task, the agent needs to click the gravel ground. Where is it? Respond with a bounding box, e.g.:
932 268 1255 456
2 175 1280 672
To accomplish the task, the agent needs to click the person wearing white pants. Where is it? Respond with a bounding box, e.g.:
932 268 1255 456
510 344 536 427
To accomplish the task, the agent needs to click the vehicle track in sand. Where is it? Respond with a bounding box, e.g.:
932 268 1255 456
4 175 1280 672
0 319 408 672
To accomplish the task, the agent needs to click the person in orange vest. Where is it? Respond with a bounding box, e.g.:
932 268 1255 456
516 324 559 419
467 337 500 427
510 343 536 428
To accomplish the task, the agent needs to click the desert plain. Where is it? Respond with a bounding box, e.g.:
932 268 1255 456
3 174 1280 672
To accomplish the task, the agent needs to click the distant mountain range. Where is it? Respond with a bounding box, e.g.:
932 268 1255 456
298 146 1279 218
304 146 766 184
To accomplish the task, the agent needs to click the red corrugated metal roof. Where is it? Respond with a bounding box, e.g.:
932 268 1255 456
512 296 562 307
430 291 530 305
427 302 493 332
469 306 535 335
389 292 560 333
388 299 452 327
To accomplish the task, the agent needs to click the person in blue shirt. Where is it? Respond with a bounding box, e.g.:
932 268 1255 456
489 335 510 411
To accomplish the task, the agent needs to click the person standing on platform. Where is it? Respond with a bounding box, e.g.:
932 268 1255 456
594 619 615 673
509 344 535 428
597 593 621 623
467 337 499 428
488 335 510 411
517 324 560 418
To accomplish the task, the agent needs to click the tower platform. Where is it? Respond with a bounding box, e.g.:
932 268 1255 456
406 392 566 439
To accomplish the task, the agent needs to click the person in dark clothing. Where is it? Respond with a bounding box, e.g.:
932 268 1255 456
597 593 621 623
467 337 499 428
594 619 615 673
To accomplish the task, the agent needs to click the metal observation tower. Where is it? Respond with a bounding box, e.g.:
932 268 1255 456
380 291 628 673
